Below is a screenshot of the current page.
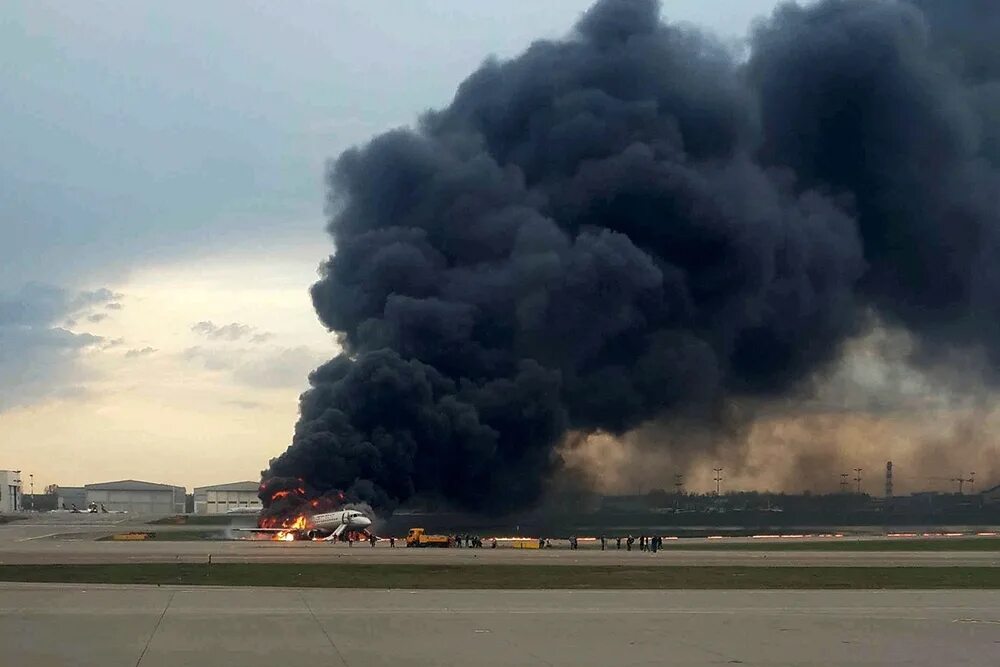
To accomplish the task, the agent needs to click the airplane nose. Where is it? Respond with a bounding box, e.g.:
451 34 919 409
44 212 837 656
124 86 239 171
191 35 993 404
354 516 371 528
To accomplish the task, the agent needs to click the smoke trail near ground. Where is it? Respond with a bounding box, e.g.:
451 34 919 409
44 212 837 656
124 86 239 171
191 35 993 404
262 0 1000 514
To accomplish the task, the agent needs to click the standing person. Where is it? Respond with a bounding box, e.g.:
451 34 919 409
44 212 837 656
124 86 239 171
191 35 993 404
389 536 396 548
626 535 634 552
616 536 622 550
369 533 377 548
600 536 606 551
650 536 658 553
639 536 646 552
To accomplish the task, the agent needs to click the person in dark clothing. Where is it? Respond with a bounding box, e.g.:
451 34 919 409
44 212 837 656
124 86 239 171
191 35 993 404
600 536 606 551
389 536 396 548
369 533 377 547
626 535 634 552
616 536 622 550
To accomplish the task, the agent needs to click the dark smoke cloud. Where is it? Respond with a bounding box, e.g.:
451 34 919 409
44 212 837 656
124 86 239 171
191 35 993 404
751 0 1000 366
263 0 1000 514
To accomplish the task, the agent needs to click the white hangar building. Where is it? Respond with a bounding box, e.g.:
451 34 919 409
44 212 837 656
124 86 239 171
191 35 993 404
193 481 262 514
85 480 186 515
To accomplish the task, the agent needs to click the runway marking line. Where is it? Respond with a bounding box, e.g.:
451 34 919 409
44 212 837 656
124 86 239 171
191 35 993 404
15 533 62 542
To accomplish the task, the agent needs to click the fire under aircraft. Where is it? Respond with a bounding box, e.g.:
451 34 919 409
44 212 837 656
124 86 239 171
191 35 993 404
235 509 372 541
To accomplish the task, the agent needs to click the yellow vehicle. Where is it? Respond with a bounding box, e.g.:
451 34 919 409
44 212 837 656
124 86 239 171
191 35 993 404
405 527 452 547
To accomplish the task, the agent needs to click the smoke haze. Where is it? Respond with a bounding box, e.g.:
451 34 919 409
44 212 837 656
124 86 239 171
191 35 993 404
263 0 1000 514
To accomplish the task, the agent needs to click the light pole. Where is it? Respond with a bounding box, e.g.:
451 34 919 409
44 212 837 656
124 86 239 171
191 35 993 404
29 474 34 511
713 468 723 496
853 468 863 494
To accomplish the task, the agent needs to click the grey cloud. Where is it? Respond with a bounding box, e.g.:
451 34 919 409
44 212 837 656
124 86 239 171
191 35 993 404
231 346 324 388
124 346 157 359
192 320 272 343
87 313 108 323
226 399 263 410
0 283 109 411
182 345 237 371
105 302 123 311
182 344 324 388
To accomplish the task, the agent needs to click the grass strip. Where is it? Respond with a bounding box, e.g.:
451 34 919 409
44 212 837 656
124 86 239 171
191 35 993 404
2 564 1000 589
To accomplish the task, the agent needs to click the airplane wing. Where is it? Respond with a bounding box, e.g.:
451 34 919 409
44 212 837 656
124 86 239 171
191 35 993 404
232 527 289 533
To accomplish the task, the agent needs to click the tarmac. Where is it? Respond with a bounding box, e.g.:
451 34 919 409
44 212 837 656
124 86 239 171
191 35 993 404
2 583 999 666
3 517 1000 566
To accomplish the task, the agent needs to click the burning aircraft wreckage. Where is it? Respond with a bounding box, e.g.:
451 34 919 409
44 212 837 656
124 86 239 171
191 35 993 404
254 0 1000 535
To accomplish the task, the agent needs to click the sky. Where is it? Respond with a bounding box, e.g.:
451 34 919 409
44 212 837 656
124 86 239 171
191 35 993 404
2 0 800 493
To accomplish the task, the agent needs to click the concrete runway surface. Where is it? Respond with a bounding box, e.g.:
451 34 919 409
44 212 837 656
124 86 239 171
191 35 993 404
6 538 1000 566
3 518 1000 566
2 584 999 666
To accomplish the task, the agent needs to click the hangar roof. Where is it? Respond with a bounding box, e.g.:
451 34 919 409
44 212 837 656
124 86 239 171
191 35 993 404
193 481 260 493
85 479 181 491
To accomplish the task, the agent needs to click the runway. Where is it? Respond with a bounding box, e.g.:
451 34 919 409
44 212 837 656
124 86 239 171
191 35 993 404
2 583 998 666
3 519 1000 566
5 537 1000 566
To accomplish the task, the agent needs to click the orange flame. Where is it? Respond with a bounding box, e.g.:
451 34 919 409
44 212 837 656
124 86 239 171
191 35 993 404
269 486 306 502
273 514 310 541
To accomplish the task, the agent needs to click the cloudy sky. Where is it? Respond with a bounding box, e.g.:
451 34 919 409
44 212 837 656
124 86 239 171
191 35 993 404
1 1 786 491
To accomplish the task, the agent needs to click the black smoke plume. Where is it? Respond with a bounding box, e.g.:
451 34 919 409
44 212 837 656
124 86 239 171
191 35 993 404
263 0 1000 514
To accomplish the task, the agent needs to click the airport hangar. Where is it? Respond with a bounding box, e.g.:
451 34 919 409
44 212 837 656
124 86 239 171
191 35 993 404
192 480 262 514
83 480 186 515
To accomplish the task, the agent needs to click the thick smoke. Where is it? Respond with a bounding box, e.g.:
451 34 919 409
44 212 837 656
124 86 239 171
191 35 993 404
263 0 1000 514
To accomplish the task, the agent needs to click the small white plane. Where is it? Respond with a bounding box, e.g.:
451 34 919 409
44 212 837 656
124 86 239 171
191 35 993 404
235 509 372 541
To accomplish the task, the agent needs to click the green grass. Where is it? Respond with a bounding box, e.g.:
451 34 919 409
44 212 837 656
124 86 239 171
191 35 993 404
2 564 1000 589
664 537 1000 551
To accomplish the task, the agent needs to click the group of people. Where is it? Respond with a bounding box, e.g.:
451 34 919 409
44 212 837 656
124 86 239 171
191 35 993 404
598 535 666 552
453 534 487 548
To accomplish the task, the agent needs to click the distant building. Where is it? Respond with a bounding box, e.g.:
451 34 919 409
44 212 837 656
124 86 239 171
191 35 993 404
0 470 22 513
981 484 1000 506
193 481 262 515
57 487 87 511
85 480 186 515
